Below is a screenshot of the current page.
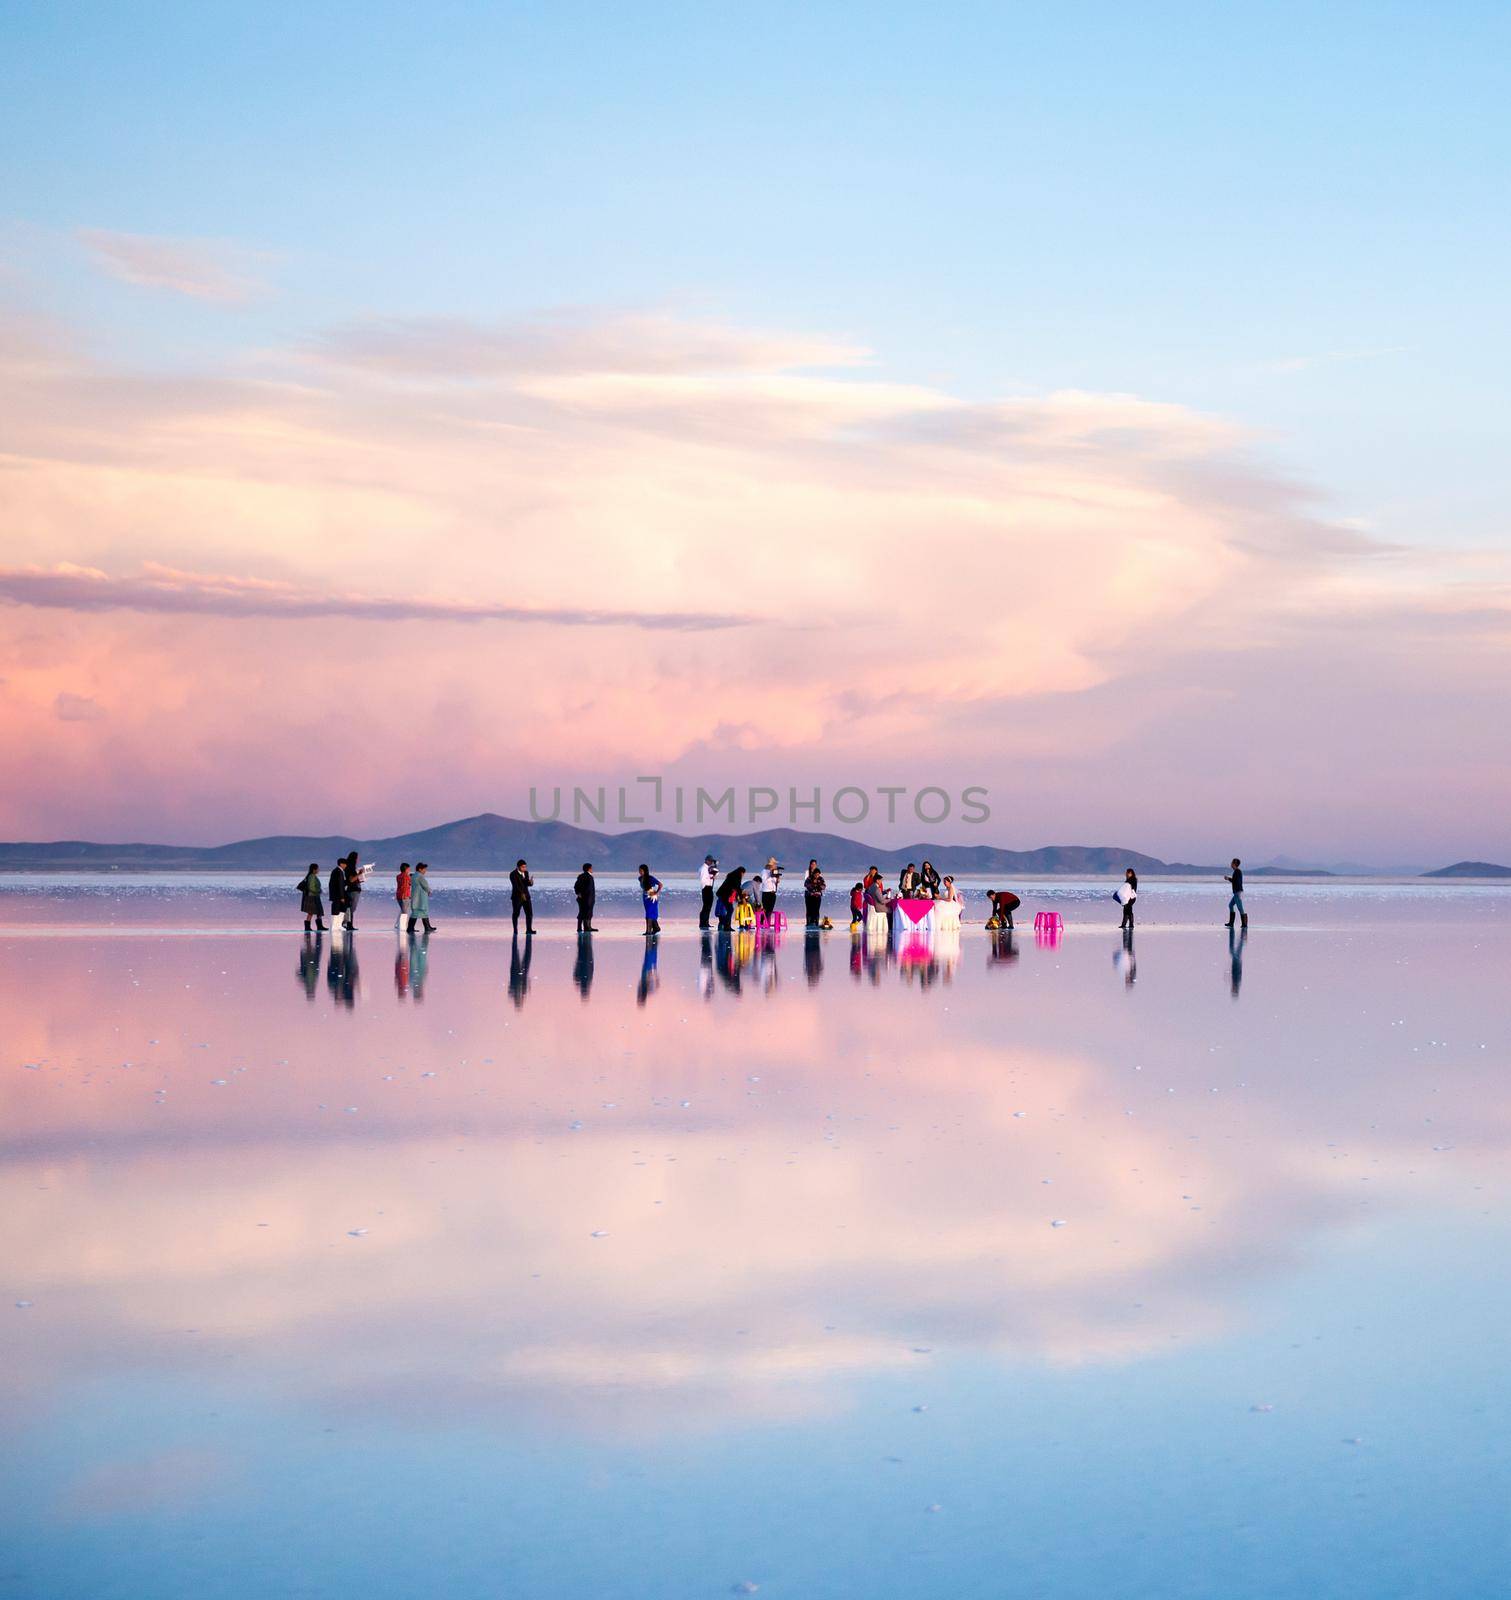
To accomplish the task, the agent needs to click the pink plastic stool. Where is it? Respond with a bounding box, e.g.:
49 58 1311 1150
1033 911 1063 934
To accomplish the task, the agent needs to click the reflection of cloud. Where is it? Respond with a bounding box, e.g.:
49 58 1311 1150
0 563 754 632
9 935 1507 1446
61 1447 233 1518
77 229 269 304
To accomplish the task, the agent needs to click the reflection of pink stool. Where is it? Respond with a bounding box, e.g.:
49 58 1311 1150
1033 912 1063 934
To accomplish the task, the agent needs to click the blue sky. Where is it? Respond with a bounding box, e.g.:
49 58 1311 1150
5 0 1509 544
2 2 1508 856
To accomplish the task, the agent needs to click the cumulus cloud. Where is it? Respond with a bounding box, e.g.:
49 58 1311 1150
77 229 270 304
0 300 1506 853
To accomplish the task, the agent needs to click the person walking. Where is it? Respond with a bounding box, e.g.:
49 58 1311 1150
509 858 535 937
395 862 412 931
638 863 663 936
407 862 436 934
1225 859 1247 928
698 854 718 928
298 862 326 932
1118 867 1138 930
327 858 349 932
803 859 826 928
762 857 782 923
574 862 597 932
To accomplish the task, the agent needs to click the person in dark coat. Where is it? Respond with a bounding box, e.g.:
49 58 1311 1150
714 866 745 931
299 862 326 932
328 860 349 928
342 851 364 930
510 858 535 936
803 859 826 928
574 863 597 932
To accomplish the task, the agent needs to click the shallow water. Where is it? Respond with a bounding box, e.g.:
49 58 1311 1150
4 887 1509 1598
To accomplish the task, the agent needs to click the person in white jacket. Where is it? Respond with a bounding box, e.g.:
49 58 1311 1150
698 854 718 929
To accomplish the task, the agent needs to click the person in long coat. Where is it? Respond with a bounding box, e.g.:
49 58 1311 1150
407 863 435 934
328 860 349 928
299 862 326 932
574 863 597 933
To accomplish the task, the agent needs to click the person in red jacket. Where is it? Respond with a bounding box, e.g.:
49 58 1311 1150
395 863 413 931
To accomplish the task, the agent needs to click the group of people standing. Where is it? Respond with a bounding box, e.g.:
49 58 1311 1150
296 854 1252 934
298 857 434 935
692 855 829 932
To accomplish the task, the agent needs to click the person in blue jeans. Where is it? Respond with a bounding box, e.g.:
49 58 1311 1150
1225 858 1247 928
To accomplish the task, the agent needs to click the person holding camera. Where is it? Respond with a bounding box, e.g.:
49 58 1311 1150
762 856 782 922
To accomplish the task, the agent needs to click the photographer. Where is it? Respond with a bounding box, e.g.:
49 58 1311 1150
762 856 782 922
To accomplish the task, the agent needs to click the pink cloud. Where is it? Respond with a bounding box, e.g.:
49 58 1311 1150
76 228 270 304
0 301 1506 854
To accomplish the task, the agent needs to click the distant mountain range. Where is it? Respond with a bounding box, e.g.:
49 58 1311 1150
0 810 1355 875
0 813 1501 877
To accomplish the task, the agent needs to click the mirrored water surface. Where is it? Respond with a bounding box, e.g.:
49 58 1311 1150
4 886 1509 1598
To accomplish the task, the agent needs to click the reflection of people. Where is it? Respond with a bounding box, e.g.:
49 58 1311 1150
510 859 535 936
326 931 358 1008
987 928 1019 966
804 927 824 986
297 931 321 998
298 863 326 932
1229 923 1247 998
509 931 532 1009
637 934 660 1006
574 863 597 932
408 932 429 1000
394 937 410 999
698 930 714 1000
1225 859 1247 928
1116 926 1137 986
406 863 435 934
698 854 718 929
573 929 595 1000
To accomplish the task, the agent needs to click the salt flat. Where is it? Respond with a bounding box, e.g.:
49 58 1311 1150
3 881 1508 1599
